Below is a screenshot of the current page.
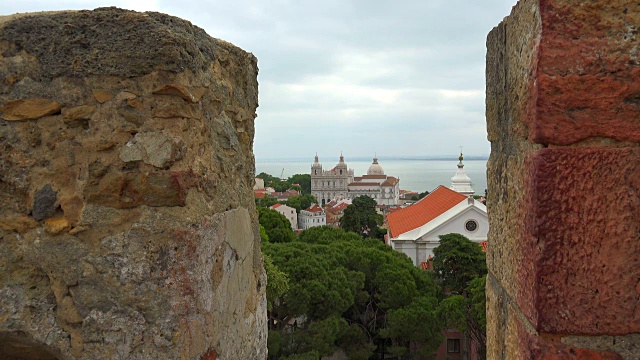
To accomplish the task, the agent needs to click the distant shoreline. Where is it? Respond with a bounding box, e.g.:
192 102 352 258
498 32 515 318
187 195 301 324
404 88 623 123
256 155 489 162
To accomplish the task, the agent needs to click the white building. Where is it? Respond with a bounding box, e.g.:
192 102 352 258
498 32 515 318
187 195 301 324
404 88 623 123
311 154 400 206
311 153 354 205
270 203 298 230
387 186 488 267
254 177 265 190
450 152 474 196
298 203 326 230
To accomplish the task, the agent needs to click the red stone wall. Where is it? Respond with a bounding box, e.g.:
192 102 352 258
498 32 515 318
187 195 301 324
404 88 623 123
486 0 640 359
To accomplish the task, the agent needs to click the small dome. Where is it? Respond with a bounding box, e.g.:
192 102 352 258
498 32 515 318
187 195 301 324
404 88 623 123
367 155 385 175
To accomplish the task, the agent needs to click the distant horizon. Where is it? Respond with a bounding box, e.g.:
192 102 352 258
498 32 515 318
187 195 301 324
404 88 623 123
256 154 490 162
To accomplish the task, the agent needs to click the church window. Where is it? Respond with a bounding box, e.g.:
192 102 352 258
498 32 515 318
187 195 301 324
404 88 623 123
314 170 317 175
340 169 342 174
447 339 460 353
465 220 478 232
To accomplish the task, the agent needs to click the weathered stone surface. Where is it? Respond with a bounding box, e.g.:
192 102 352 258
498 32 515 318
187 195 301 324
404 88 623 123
44 217 71 235
91 89 114 103
529 336 624 360
153 84 206 103
487 0 640 358
0 212 37 233
0 7 265 360
528 148 640 334
1 98 61 120
1 7 222 79
533 0 640 146
32 184 57 221
85 171 189 208
62 105 95 121
119 131 186 168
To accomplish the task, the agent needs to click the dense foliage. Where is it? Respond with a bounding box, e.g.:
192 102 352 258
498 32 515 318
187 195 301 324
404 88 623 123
287 174 311 195
339 196 384 239
256 172 312 194
258 207 295 243
411 190 430 201
432 233 487 295
263 226 443 359
286 194 318 213
433 233 487 359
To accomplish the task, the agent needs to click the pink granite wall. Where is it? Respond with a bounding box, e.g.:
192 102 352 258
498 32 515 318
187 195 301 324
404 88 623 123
486 0 640 359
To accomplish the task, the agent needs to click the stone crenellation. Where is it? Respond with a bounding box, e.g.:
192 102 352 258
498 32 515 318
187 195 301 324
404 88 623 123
0 7 266 360
486 0 640 359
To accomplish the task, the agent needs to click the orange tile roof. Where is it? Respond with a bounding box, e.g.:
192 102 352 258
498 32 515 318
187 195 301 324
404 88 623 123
382 177 399 186
305 204 324 213
387 186 467 238
271 203 282 209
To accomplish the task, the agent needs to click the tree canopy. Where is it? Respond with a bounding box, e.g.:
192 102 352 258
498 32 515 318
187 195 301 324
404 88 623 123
286 194 318 213
432 233 487 294
258 207 295 243
256 172 311 194
287 174 311 195
339 196 383 239
433 233 488 360
263 227 442 359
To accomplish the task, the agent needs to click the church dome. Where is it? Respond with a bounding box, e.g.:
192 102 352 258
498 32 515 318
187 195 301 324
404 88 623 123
367 155 385 175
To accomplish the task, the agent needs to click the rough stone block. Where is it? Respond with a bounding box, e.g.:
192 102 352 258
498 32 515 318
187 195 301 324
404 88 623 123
0 7 265 359
526 148 640 334
487 0 640 358
532 0 640 145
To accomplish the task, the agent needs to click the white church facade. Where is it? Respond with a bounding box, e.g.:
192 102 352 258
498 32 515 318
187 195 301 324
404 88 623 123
311 154 400 206
387 185 488 267
386 152 486 267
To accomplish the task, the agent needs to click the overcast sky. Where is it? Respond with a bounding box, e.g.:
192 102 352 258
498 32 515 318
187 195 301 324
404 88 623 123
2 1 517 159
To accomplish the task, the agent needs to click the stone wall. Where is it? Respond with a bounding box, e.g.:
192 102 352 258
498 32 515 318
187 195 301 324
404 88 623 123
486 0 640 359
0 8 266 359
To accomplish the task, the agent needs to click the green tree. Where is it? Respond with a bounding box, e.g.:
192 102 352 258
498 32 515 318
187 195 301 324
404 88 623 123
264 254 289 311
433 234 487 360
255 195 279 208
382 296 444 358
340 196 383 238
258 207 295 243
264 228 443 359
411 190 430 201
432 233 487 294
256 171 293 192
287 174 311 195
286 194 318 213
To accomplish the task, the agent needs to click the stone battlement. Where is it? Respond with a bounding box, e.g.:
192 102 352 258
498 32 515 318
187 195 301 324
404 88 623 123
0 8 266 359
486 0 640 358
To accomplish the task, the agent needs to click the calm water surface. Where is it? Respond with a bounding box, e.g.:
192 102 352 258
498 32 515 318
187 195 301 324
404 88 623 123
256 157 488 194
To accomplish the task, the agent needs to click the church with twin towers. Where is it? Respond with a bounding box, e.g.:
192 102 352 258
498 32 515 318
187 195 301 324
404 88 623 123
310 153 400 206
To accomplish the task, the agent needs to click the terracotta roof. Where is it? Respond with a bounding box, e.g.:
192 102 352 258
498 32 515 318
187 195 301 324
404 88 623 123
270 204 282 209
354 177 363 181
387 186 467 238
254 189 269 199
305 204 324 213
400 190 417 195
382 177 399 186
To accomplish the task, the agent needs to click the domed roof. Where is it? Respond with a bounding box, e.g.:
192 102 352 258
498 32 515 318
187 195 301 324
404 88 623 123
367 155 385 175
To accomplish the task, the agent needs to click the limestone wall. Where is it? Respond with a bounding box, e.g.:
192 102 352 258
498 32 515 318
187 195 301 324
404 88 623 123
486 0 639 359
0 8 266 359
